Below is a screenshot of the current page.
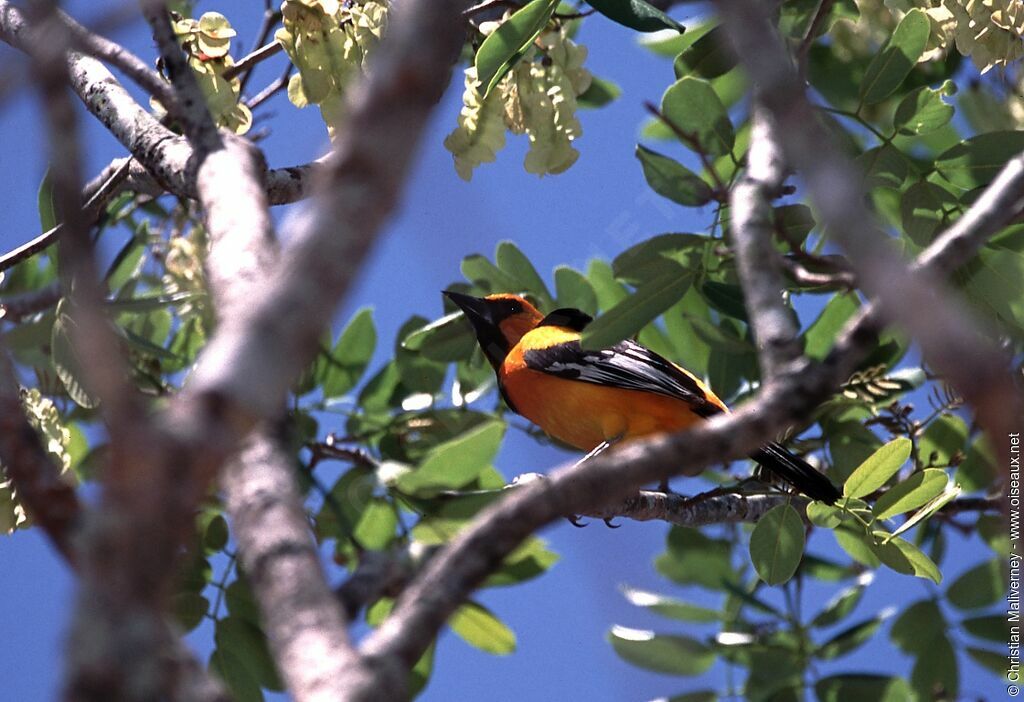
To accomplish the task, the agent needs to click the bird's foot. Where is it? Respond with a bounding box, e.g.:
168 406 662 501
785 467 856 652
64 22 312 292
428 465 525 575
567 515 588 527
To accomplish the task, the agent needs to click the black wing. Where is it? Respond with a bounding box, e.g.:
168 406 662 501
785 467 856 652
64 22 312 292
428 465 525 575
523 338 723 418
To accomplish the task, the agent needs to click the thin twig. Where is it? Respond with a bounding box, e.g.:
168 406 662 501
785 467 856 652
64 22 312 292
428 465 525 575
223 38 282 82
0 158 131 273
247 62 292 109
237 6 281 94
644 100 728 199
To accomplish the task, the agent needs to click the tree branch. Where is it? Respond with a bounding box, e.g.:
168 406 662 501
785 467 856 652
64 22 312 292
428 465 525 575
221 431 368 701
0 1 324 206
222 39 282 82
729 107 802 377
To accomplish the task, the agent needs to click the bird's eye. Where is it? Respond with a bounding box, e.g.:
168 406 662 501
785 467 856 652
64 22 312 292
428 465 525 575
508 301 522 314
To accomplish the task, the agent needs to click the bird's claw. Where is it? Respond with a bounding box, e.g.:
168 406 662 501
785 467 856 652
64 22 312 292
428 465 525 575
567 515 588 527
603 518 621 529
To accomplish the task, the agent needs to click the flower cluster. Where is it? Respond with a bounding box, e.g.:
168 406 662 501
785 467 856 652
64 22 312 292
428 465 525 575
276 0 388 137
445 22 592 180
159 12 253 134
0 389 73 534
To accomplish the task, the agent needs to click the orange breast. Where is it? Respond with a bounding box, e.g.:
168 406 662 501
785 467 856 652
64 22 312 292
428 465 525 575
500 361 713 452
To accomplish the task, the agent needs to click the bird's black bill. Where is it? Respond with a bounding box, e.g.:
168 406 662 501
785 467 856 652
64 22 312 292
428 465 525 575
442 290 509 368
443 290 494 326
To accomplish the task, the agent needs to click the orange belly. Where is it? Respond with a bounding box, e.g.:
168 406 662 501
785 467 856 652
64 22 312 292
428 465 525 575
501 366 709 451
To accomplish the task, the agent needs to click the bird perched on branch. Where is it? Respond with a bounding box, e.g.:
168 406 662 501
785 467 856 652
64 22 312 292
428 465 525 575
444 290 840 506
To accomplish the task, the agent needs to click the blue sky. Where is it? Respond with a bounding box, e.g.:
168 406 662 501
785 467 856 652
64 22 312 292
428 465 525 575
0 1 1002 699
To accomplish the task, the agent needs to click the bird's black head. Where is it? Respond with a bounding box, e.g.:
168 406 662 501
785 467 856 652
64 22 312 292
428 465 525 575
443 291 544 368
537 307 593 331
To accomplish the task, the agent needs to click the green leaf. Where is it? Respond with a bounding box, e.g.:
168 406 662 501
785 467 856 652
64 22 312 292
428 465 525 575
635 145 714 207
900 181 958 246
859 8 930 105
620 585 721 622
802 554 857 582
856 144 908 190
607 626 715 675
585 0 685 32
661 77 735 157
553 265 598 315
775 204 816 245
664 692 717 702
210 647 264 702
214 616 282 692
956 242 1024 331
872 468 947 520
935 131 1024 190
461 254 523 294
321 307 376 399
449 601 516 655
673 26 734 79
910 632 958 698
173 592 209 632
581 263 691 348
352 498 398 551
51 300 100 409
921 415 966 470
803 293 860 360
889 481 960 540
806 501 844 529
700 280 747 321
811 578 867 628
577 76 621 109
397 421 505 496
894 81 956 135
946 559 1006 610
586 258 628 310
37 169 58 233
815 675 914 702
833 524 880 568
409 642 435 698
749 504 805 585
890 599 944 654
655 526 737 590
484 537 560 587
966 645 1008 675
843 438 911 498
394 316 446 394
495 241 553 308
870 533 941 583
962 614 1009 643
401 312 477 362
815 616 885 660
475 0 559 98
612 233 706 284
955 436 997 493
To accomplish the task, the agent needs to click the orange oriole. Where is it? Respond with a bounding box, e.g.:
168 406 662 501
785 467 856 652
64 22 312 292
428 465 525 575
444 290 840 505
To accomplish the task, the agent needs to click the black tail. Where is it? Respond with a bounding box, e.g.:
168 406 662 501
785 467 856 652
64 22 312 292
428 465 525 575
751 442 840 505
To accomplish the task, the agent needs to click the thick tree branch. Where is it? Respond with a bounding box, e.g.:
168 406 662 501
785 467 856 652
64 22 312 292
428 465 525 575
730 107 802 377
221 431 369 701
0 1 323 205
60 9 179 112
